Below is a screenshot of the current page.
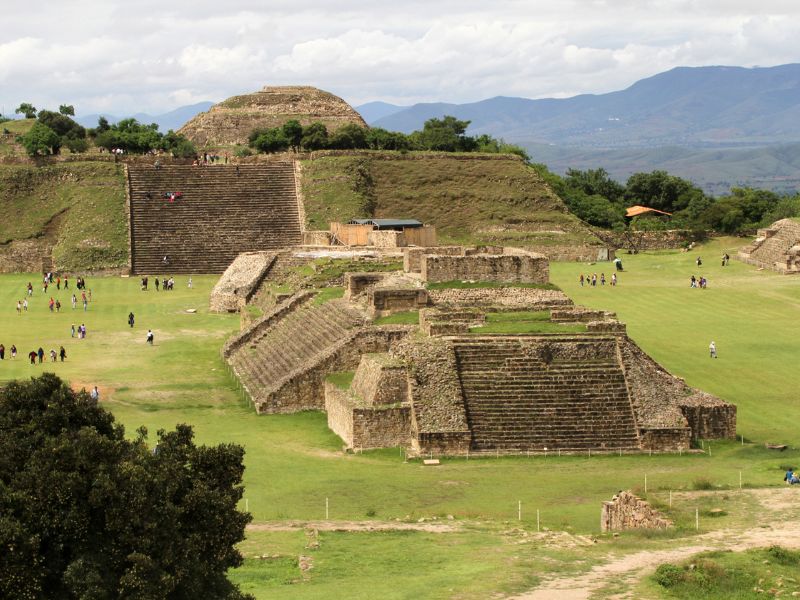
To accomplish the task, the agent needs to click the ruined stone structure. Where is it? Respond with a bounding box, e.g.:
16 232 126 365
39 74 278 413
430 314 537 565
221 245 736 454
210 251 278 312
179 86 368 148
601 491 672 531
738 218 800 273
403 246 549 285
128 164 301 274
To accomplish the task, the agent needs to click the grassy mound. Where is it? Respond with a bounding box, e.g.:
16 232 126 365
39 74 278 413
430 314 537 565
0 118 34 158
300 152 603 248
0 161 128 270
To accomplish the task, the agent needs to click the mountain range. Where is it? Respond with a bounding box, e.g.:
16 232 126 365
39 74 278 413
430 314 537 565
74 102 214 132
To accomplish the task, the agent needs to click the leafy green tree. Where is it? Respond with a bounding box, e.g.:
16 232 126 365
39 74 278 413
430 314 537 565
365 127 411 151
15 102 37 119
58 104 75 116
564 168 625 204
0 373 252 600
301 122 330 151
161 129 197 158
252 128 290 153
282 120 303 152
37 110 86 140
95 118 162 154
88 116 111 138
20 122 61 156
329 124 368 149
63 136 88 153
412 116 474 151
624 170 705 214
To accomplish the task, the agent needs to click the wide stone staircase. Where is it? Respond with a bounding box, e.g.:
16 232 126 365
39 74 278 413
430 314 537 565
452 337 641 451
128 163 302 273
228 298 367 411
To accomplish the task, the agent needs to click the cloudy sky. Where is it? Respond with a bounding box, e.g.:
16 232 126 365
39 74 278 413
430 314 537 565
2 0 799 116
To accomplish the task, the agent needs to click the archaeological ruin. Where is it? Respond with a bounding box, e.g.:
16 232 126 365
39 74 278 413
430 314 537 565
738 218 800 273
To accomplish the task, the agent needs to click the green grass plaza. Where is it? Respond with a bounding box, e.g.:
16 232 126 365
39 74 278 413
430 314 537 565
3 236 800 598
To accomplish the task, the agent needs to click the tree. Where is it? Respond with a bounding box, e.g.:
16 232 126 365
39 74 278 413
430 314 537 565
282 120 303 152
329 124 368 149
161 129 197 158
37 110 86 140
412 116 474 151
0 374 253 600
624 170 705 214
59 104 75 116
564 168 625 204
365 127 411 151
252 128 290 153
15 102 37 119
95 118 162 154
301 122 329 151
20 122 61 156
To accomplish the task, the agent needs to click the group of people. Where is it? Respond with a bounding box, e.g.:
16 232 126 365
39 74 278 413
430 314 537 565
71 323 88 339
785 469 800 484
579 272 618 287
25 346 67 364
690 275 708 288
141 276 180 291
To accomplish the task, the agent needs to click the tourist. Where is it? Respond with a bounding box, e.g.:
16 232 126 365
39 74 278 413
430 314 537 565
187 276 193 289
64 277 69 289
90 386 99 402
0 344 4 360
128 312 135 328
696 256 702 267
690 275 697 288
48 297 54 312
155 278 160 291
27 282 33 296
146 329 154 345
49 349 57 363
591 273 597 287
709 341 717 359
600 273 606 286
37 347 44 363
22 299 28 312
28 350 37 365
71 324 75 338
59 346 66 362
16 300 21 315
56 277 61 290
82 292 88 311
55 299 61 312
724 253 730 266
10 345 16 359
72 294 77 309
141 276 148 291
611 273 617 286
579 274 584 287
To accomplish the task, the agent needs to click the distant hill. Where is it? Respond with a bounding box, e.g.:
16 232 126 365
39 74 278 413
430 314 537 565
75 102 214 132
371 64 800 149
355 101 406 123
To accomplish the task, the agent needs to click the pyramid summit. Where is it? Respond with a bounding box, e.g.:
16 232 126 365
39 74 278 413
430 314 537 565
179 85 367 147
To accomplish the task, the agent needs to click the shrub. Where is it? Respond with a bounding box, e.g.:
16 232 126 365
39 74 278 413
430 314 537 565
767 545 800 565
653 563 685 587
692 477 715 490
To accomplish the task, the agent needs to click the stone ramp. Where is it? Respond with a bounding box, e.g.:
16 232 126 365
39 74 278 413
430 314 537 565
452 336 641 451
128 163 301 274
229 298 368 412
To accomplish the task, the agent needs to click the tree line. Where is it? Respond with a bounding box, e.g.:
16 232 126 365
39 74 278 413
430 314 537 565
244 115 530 158
11 102 196 158
531 165 800 235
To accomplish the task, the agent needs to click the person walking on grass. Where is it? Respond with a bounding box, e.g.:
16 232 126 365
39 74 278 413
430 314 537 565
146 329 154 345
16 300 21 315
128 312 135 328
23 299 28 312
59 346 66 362
37 347 44 364
709 341 717 359
611 273 617 286
72 294 77 309
28 350 37 365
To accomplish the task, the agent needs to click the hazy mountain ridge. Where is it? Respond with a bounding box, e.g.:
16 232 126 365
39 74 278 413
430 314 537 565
75 102 214 132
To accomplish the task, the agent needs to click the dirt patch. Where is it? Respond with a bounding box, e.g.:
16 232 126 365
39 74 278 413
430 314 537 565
247 520 462 533
70 381 115 400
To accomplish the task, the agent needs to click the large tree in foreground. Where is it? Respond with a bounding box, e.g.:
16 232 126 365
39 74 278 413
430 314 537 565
0 373 252 600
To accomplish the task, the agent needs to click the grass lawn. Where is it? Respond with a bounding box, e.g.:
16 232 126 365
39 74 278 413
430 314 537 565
2 237 800 597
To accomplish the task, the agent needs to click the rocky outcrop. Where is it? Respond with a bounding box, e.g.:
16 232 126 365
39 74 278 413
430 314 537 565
179 86 367 147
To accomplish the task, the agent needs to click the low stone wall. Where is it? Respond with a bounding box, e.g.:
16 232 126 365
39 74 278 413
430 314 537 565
599 230 695 251
601 491 672 531
326 383 411 450
679 394 737 440
551 308 615 322
525 244 611 262
210 251 277 313
368 230 405 248
344 272 386 299
371 288 429 315
587 320 627 333
421 254 549 284
639 427 692 451
428 287 572 310
351 354 408 405
404 246 463 273
325 382 355 446
419 308 485 336
414 431 472 456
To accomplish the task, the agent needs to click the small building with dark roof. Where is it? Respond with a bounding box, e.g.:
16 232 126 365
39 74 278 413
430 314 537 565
348 218 424 231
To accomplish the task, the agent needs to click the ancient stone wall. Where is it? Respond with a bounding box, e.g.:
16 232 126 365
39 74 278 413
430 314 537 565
303 231 332 245
421 254 549 284
601 491 672 531
598 230 695 251
679 394 737 440
351 354 408 406
325 383 355 446
344 272 387 299
639 428 692 451
551 308 616 322
371 288 428 314
428 287 572 310
404 246 463 273
368 230 406 248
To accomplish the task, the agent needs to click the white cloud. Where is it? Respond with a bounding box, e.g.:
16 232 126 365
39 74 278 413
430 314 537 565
0 1 799 116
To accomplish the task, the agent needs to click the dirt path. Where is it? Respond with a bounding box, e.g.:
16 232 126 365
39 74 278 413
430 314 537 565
247 519 461 533
512 488 800 600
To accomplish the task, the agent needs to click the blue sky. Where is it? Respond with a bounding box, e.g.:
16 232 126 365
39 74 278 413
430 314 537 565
1 0 799 115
